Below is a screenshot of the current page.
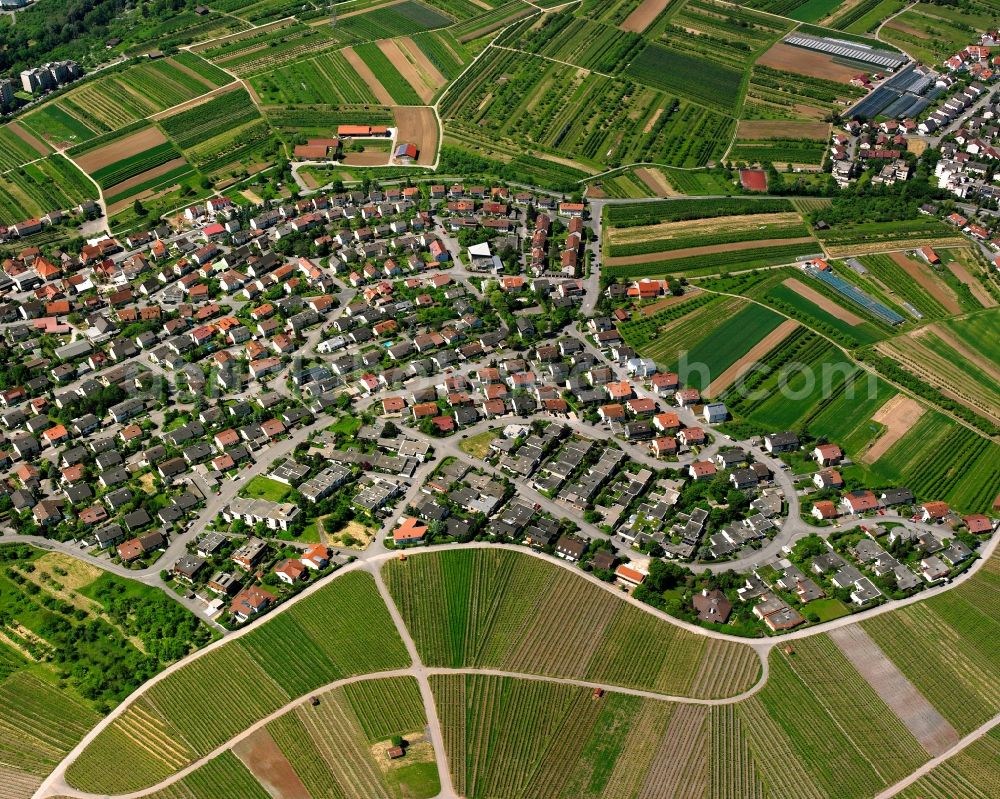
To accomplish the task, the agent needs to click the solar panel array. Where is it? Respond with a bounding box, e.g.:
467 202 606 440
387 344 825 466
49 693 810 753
806 267 905 325
784 34 907 68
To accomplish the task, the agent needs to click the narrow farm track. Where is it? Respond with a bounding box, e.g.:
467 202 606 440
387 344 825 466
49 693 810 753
371 566 459 799
34 534 1000 799
873 712 1000 799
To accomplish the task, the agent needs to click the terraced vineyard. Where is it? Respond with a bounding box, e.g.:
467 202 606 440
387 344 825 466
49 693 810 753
383 548 761 698
66 571 409 793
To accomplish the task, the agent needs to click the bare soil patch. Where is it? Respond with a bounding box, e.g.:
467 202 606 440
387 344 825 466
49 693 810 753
378 38 435 103
889 251 961 314
947 259 997 307
104 157 187 199
6 121 49 157
782 277 865 325
75 127 167 173
394 105 438 165
241 188 264 204
757 42 862 83
643 107 664 134
621 0 673 33
341 150 389 166
585 184 606 198
737 119 830 140
342 46 394 105
339 0 403 18
907 138 928 157
609 212 804 246
641 288 703 315
634 167 678 197
829 626 959 756
861 393 925 463
150 81 239 120
876 337 1000 425
607 236 815 266
234 728 311 799
398 36 446 94
706 319 798 397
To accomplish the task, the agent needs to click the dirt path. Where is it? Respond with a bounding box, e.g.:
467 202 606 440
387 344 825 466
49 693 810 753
377 38 435 104
861 394 925 464
782 276 865 325
164 57 216 90
606 236 816 266
889 251 961 314
342 46 394 105
233 728 311 799
621 0 672 33
149 81 241 120
946 259 997 307
829 626 960 757
705 319 798 397
873 713 1000 799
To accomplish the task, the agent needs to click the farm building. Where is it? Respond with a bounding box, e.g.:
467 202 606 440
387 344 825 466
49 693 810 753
394 143 418 163
293 138 341 160
337 124 390 137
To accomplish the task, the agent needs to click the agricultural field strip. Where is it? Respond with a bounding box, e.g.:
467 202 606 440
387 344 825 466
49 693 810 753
698 283 1000 445
46 538 1000 797
876 715 1000 799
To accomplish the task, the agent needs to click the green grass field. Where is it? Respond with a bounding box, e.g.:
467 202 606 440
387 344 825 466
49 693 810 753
383 549 760 698
241 475 292 502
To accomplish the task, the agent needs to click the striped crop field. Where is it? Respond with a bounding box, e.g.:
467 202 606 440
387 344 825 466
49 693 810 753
268 677 438 799
384 549 760 698
65 571 409 794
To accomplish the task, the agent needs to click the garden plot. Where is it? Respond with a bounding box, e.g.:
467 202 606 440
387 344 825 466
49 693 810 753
620 0 673 33
781 277 866 325
860 393 925 464
757 41 865 83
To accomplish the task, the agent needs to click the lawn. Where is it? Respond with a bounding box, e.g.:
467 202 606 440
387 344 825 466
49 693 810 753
241 475 291 502
807 598 850 622
457 429 499 459
329 416 362 436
